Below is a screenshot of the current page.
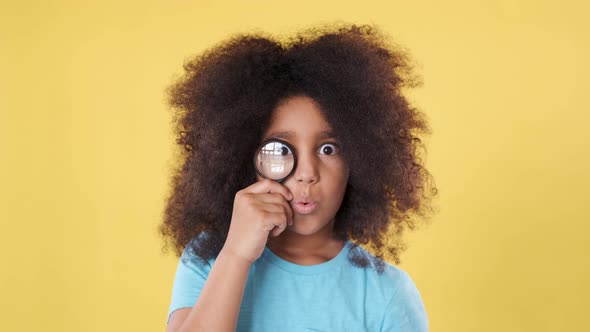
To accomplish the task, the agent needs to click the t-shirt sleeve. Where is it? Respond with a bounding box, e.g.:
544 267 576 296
166 245 212 325
380 270 429 332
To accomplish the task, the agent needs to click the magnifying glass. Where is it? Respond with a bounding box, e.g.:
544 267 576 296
253 139 297 183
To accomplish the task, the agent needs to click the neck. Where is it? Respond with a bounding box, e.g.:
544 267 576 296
266 221 345 265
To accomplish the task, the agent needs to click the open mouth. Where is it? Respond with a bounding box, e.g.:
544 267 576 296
293 201 317 215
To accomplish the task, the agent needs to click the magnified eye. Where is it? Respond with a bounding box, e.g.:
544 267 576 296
255 140 295 181
279 145 292 155
319 143 339 155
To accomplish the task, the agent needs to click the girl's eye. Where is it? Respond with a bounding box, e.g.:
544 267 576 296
319 143 339 156
279 145 292 156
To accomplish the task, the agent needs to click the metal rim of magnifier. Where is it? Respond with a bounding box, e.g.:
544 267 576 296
253 138 297 183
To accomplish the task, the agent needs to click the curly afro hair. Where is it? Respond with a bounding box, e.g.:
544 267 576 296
159 23 438 269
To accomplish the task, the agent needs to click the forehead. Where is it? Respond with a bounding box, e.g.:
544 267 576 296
263 96 334 138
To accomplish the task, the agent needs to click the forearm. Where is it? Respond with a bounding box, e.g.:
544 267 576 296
178 248 251 332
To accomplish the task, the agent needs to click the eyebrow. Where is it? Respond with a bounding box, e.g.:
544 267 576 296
266 130 335 140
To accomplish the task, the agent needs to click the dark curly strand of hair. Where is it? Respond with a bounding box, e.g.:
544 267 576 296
159 23 438 270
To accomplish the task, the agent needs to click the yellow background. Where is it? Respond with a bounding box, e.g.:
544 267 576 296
2 0 589 331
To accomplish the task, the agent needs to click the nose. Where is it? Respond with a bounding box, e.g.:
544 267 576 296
294 150 319 184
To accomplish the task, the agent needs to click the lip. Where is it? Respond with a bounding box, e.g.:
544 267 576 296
292 201 317 215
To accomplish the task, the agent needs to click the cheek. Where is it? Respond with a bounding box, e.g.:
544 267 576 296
327 165 349 196
333 161 349 185
335 178 348 200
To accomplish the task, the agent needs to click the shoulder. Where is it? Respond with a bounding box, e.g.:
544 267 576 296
381 269 429 331
345 243 407 286
346 244 429 331
179 232 216 274
167 233 216 324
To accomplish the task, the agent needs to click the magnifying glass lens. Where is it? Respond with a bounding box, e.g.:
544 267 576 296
255 140 295 181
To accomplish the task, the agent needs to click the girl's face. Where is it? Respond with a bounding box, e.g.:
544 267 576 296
257 95 349 237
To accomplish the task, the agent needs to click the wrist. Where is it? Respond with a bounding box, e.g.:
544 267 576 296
219 246 256 266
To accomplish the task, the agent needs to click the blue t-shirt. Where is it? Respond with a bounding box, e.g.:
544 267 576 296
167 239 428 331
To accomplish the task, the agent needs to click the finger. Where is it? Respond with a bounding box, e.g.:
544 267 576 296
243 179 293 201
258 193 294 226
270 223 287 237
274 201 293 226
269 215 288 237
260 210 288 236
262 203 292 226
259 202 286 214
281 199 293 226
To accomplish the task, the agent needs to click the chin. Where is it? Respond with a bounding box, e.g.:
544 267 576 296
286 225 317 236
286 217 331 236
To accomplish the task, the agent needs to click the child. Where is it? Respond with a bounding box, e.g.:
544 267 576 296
160 23 438 332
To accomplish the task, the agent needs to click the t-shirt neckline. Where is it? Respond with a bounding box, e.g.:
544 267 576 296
260 240 353 275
